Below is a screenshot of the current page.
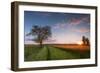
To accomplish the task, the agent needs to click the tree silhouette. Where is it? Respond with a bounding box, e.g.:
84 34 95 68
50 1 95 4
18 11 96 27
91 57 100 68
26 25 52 47
82 36 86 45
82 36 90 46
85 38 90 46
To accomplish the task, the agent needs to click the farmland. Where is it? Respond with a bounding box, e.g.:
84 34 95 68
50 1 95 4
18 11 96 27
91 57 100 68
52 44 90 51
24 44 90 61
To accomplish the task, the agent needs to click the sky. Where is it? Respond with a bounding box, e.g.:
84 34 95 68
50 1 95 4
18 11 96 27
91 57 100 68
24 11 90 44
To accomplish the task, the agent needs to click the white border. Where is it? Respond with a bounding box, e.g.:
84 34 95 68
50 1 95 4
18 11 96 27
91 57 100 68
18 5 96 68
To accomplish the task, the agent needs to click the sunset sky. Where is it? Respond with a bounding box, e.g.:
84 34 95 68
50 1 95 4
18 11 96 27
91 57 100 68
24 11 90 44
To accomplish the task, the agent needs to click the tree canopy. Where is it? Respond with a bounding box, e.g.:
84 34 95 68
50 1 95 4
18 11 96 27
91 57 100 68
26 25 52 47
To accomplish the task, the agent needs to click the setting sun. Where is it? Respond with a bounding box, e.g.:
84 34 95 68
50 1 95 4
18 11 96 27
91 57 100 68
77 41 83 45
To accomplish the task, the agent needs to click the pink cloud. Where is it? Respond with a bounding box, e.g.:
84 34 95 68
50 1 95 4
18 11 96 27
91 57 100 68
69 18 81 25
68 17 90 25
72 28 90 33
52 17 90 29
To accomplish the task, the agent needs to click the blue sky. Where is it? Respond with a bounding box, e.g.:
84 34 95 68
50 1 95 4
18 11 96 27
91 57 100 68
24 11 90 44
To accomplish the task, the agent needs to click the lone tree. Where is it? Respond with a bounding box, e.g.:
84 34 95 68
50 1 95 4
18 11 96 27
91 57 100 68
26 25 52 47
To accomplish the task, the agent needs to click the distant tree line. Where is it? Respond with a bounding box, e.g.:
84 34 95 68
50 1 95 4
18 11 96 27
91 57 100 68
82 36 90 46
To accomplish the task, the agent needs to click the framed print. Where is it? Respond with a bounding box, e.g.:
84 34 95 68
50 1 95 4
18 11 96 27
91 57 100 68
11 1 97 71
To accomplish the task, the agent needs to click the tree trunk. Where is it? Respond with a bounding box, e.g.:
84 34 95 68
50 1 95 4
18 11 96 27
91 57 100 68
40 40 43 48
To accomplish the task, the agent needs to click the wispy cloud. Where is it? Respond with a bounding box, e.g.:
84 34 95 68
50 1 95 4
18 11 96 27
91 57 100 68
52 23 67 29
68 17 90 26
51 16 90 29
72 28 90 33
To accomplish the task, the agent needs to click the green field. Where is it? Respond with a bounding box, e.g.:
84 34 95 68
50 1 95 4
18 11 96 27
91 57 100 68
24 45 90 61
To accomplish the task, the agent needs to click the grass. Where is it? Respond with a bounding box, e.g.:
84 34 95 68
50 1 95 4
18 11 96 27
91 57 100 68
24 45 90 61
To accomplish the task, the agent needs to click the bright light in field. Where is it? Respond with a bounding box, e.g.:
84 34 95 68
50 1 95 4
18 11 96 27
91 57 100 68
77 41 83 45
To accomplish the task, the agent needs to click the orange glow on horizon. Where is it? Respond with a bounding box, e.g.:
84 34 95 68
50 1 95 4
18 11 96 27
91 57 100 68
77 41 83 45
